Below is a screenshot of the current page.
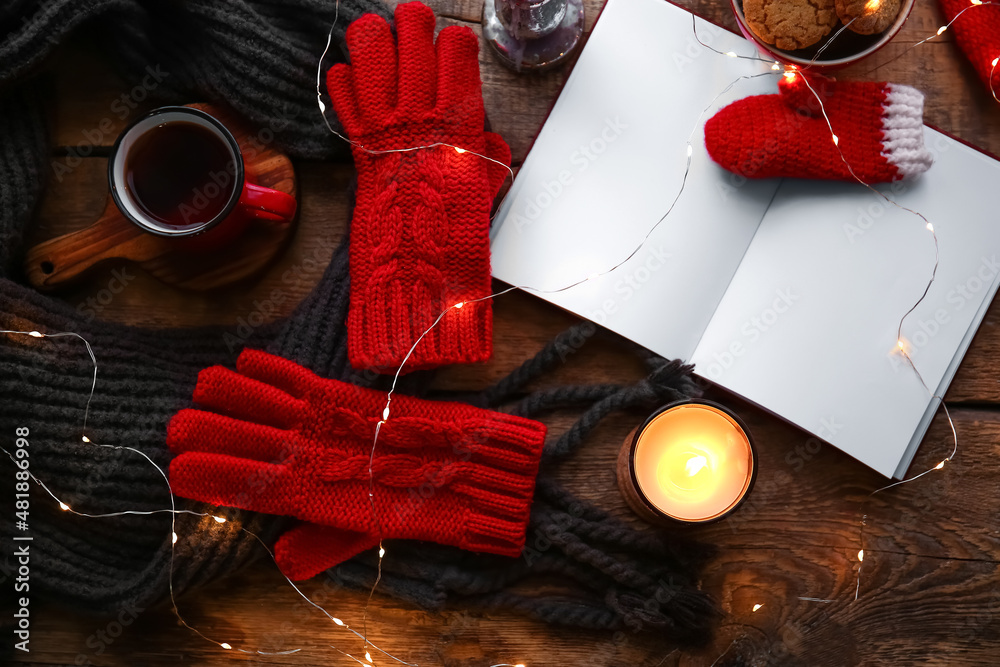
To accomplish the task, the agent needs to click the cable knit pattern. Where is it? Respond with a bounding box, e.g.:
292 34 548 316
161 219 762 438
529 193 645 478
704 73 933 182
0 0 718 643
327 2 512 373
167 348 546 580
938 0 1000 97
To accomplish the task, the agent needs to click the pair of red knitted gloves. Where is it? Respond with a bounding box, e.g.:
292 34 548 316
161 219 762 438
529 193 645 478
167 4 537 582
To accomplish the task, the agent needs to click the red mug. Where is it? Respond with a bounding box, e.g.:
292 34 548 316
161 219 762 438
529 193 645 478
108 106 296 251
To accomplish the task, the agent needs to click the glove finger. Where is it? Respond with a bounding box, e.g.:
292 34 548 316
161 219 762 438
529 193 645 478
326 63 363 136
167 409 294 463
169 452 292 516
483 131 512 198
275 523 379 580
345 12 398 121
395 1 437 115
236 349 316 400
435 25 483 127
192 365 305 429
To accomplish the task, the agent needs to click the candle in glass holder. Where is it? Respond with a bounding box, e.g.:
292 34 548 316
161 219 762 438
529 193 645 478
617 400 756 524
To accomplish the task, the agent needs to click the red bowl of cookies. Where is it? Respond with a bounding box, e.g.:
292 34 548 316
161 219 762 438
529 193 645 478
731 0 914 69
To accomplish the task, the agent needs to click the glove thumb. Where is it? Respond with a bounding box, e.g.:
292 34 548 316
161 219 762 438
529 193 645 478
275 522 380 581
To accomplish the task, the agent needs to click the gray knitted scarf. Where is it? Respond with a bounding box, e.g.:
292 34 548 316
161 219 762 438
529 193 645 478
0 0 720 654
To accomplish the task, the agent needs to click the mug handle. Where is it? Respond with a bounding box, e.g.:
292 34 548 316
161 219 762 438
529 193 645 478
239 182 298 224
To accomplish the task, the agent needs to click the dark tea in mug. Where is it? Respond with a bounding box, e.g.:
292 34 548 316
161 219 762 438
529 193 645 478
124 121 237 230
108 106 297 249
110 107 245 238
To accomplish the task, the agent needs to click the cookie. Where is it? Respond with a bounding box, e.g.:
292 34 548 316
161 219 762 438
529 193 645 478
835 0 901 35
743 0 839 51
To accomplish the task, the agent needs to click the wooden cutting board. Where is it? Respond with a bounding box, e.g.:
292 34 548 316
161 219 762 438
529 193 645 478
24 103 297 291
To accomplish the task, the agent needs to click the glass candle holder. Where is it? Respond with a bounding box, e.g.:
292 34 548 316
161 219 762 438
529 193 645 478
616 400 757 525
482 0 585 72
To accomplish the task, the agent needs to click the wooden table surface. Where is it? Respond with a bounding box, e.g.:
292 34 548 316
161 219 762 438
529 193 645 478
14 0 1000 665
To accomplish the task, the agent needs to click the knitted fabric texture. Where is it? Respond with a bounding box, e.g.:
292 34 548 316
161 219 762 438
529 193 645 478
0 0 391 620
168 348 547 580
0 0 717 647
704 73 933 182
938 0 1000 97
328 2 511 373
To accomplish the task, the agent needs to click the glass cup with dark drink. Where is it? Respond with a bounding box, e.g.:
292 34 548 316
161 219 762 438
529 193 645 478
108 106 296 251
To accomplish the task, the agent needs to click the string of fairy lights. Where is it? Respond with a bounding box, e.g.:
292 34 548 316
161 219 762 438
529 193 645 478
2 0 998 662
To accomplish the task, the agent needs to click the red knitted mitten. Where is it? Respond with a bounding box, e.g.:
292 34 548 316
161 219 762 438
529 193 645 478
327 2 511 374
704 73 933 182
166 349 546 580
938 0 1000 97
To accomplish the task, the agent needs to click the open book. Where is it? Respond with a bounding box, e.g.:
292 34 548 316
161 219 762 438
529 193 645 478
489 0 1000 478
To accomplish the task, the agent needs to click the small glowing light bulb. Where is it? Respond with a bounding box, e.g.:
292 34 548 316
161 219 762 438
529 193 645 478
725 51 737 58
857 549 865 562
365 651 373 662
515 663 526 667
382 407 390 421
28 331 43 338
832 134 840 146
81 436 90 443
59 502 70 511
220 643 232 650
971 0 982 5
453 301 466 309
783 71 796 81
752 603 763 612
897 340 905 350
172 532 178 544
454 147 467 154
319 100 326 112
937 26 948 35
587 273 600 281
771 62 781 70
686 144 694 157
213 516 226 523
993 57 999 67
864 0 880 10
378 546 386 558
332 617 345 626
935 460 946 470
926 222 934 232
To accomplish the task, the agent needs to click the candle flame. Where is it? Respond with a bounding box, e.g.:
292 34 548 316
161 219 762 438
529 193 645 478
685 455 708 476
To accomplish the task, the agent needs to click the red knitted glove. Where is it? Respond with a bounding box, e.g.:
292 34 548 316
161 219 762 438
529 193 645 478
704 73 933 182
327 2 511 374
166 349 546 580
938 0 1000 98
